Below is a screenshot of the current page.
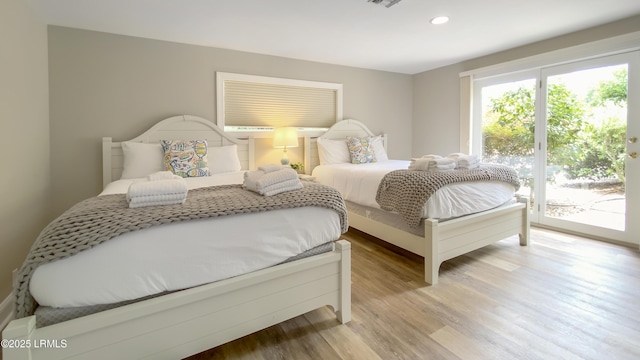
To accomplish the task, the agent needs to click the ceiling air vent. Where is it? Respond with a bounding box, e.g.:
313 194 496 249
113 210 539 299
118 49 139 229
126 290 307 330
368 0 403 8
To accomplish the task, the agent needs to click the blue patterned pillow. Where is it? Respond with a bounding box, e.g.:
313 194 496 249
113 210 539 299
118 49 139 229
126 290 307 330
160 140 210 177
346 136 377 164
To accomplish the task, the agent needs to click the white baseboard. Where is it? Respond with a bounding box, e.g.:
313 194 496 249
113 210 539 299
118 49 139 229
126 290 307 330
1 292 16 333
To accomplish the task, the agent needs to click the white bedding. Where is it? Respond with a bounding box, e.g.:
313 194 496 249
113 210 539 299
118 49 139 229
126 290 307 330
30 172 342 308
312 160 516 219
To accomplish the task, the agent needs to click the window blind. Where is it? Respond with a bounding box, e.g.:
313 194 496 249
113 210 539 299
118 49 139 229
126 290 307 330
217 72 342 133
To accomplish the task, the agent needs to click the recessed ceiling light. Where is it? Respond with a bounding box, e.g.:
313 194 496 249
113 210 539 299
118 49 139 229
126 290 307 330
430 16 449 25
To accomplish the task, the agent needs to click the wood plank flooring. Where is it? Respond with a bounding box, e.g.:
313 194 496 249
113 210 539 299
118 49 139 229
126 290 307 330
186 227 640 360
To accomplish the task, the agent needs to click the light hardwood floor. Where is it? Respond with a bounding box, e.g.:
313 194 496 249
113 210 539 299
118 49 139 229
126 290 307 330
186 227 640 360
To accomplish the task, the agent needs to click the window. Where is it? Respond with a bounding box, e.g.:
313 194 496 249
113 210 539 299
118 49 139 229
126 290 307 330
216 72 343 137
460 32 640 243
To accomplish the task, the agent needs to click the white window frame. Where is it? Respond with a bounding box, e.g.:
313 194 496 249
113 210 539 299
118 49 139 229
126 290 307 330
461 31 640 170
461 31 640 234
470 70 540 157
216 72 343 138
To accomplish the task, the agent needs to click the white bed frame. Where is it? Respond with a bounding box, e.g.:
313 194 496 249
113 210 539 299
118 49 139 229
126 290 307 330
306 119 529 285
102 114 256 187
3 115 351 360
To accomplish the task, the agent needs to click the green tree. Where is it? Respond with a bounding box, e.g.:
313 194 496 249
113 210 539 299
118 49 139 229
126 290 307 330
546 83 585 166
587 68 628 107
570 67 628 182
567 118 626 181
483 87 535 157
483 83 584 166
484 68 628 184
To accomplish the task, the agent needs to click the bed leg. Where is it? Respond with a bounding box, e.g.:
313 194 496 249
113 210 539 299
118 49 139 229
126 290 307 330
424 219 439 285
335 240 351 324
2 316 36 360
518 197 530 246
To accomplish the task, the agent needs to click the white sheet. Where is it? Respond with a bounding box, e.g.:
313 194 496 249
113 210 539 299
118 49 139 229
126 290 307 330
30 172 342 308
312 160 516 219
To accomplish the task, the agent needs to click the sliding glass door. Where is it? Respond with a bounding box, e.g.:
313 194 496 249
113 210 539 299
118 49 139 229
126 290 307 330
473 51 639 243
473 71 541 221
539 52 639 242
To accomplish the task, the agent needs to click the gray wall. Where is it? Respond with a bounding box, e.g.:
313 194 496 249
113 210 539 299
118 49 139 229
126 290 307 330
412 15 640 157
48 26 413 216
0 0 50 301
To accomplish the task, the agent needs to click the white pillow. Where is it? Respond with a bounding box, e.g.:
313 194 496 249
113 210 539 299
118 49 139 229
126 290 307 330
372 135 389 161
208 144 242 174
317 137 351 165
120 142 164 179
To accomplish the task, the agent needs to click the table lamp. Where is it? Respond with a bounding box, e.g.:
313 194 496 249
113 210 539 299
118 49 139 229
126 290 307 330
272 127 299 165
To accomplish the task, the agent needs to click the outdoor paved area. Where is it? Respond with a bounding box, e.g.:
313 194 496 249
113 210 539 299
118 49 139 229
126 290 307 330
546 185 625 231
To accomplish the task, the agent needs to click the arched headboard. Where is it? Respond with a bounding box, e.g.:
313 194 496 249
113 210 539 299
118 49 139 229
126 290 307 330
304 119 387 173
102 115 255 188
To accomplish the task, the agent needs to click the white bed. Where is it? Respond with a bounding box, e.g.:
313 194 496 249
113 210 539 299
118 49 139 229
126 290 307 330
3 115 351 360
305 119 529 285
312 160 517 220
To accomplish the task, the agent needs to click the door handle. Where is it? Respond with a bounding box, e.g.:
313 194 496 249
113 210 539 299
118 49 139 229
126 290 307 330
629 152 638 159
629 137 638 144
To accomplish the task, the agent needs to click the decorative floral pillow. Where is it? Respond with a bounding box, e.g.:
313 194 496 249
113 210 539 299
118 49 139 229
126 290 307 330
160 140 210 177
346 136 377 164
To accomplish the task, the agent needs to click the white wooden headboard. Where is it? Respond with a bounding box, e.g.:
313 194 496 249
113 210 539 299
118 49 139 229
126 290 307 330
304 119 387 173
102 115 255 188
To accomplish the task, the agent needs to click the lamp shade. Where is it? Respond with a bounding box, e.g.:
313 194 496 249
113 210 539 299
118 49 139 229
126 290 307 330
273 127 299 148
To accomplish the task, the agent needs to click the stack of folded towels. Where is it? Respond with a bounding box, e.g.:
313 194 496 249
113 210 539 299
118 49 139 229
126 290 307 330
408 155 456 171
126 171 188 208
447 153 480 170
243 164 303 196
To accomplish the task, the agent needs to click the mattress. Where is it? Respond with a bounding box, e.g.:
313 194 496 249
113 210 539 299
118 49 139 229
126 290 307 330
347 198 517 237
33 242 335 328
30 172 342 309
312 160 516 219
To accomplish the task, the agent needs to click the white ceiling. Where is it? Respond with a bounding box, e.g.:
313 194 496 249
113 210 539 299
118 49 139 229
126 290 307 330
26 0 640 74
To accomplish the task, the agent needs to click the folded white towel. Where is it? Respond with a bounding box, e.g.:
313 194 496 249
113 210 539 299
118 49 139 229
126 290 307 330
128 192 187 203
147 171 178 181
126 178 188 200
458 157 479 164
446 153 480 169
408 158 425 171
256 168 298 189
258 164 285 173
458 162 480 170
409 157 456 171
428 164 456 171
128 193 188 208
458 159 479 166
447 153 479 163
129 199 185 208
243 168 299 191
260 178 303 196
422 158 455 165
421 154 443 160
242 170 265 192
409 164 456 171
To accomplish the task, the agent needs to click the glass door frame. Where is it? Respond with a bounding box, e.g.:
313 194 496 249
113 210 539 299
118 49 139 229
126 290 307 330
537 51 640 243
472 51 640 245
472 69 541 223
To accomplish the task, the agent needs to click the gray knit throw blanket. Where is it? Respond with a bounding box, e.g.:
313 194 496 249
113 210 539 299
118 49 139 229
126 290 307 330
376 164 520 228
15 182 348 319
